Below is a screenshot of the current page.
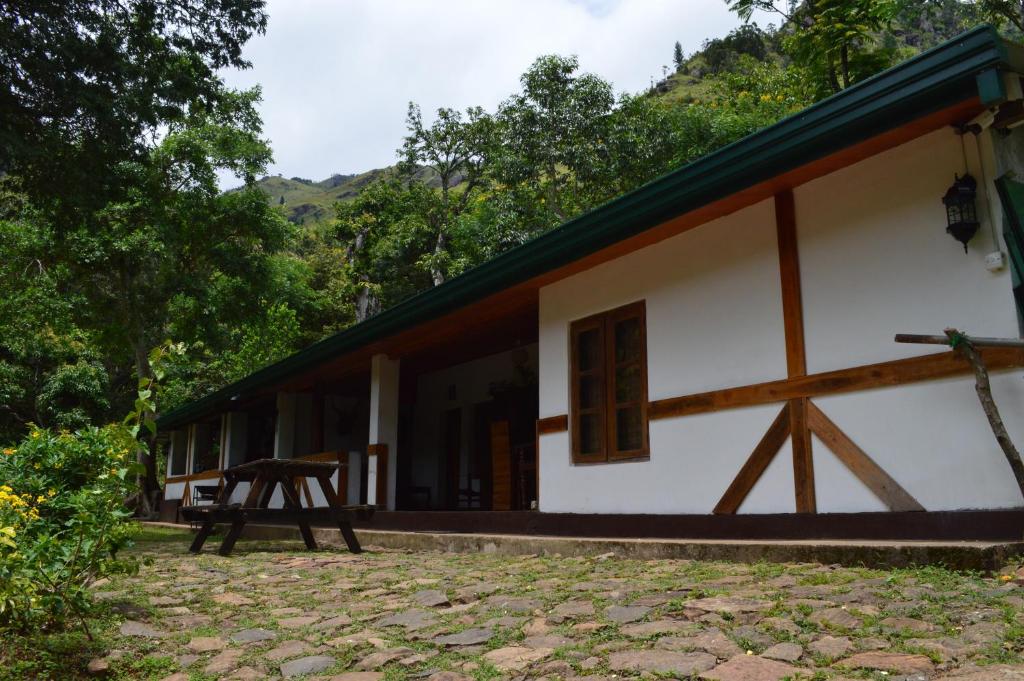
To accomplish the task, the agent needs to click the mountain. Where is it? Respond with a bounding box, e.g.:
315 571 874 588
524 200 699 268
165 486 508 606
253 6 981 228
253 166 441 226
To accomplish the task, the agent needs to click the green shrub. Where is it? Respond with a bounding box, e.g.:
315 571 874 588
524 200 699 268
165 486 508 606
0 424 139 634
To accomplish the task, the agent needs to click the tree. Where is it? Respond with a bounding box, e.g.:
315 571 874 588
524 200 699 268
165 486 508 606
725 0 899 93
332 177 433 322
580 94 687 203
975 0 1024 33
702 24 773 74
493 55 616 227
674 41 685 70
398 104 494 285
0 0 268 226
8 89 295 509
0 193 111 441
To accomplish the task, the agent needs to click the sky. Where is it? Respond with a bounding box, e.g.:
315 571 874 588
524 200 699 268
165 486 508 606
221 0 756 185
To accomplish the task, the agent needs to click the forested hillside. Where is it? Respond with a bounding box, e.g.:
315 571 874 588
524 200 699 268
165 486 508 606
256 0 1013 228
2 0 1022 463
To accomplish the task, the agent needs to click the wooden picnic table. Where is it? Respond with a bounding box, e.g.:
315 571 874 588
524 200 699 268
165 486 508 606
180 458 373 556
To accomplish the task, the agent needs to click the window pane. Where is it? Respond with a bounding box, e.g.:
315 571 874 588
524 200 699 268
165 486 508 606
614 317 641 363
579 413 602 455
194 425 221 473
577 328 601 371
579 374 602 409
615 364 641 403
616 406 643 452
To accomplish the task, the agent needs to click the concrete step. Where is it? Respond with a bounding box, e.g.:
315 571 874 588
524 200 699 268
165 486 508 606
144 521 1023 571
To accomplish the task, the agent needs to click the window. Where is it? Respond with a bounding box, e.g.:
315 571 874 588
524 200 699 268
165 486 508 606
192 421 222 473
168 431 188 476
569 300 649 463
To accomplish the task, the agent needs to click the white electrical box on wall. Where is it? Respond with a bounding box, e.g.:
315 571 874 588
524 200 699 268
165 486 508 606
985 251 1007 272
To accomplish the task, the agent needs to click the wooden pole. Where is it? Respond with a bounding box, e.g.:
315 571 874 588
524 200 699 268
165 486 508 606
895 333 1024 348
897 329 1024 500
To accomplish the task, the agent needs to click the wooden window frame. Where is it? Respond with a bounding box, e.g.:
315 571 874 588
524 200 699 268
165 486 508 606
569 300 649 464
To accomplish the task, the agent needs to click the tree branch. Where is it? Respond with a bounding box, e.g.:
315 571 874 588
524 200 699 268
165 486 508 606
944 328 1024 501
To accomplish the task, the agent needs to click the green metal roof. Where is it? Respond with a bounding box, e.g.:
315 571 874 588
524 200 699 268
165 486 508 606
158 25 1023 430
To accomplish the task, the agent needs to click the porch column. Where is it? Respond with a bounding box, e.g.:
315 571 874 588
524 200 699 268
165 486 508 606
274 392 296 459
368 353 400 510
223 412 249 468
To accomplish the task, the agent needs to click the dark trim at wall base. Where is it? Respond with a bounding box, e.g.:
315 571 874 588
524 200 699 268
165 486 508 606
352 509 1024 541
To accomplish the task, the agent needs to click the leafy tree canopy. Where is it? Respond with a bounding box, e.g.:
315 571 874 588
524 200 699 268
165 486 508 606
0 0 268 224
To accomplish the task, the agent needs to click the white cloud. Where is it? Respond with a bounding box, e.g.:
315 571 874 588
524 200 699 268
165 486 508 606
221 0 750 184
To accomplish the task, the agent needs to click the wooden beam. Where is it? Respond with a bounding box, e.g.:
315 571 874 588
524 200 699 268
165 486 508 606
297 451 344 463
776 190 806 378
807 401 925 512
242 477 266 508
648 347 1024 420
537 347 1024 442
790 397 816 513
295 477 314 508
166 468 225 484
491 421 512 512
775 190 815 513
537 414 569 435
714 405 791 514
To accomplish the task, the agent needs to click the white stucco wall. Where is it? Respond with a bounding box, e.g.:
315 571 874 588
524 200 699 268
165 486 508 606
796 128 1016 372
164 480 186 502
538 126 1024 514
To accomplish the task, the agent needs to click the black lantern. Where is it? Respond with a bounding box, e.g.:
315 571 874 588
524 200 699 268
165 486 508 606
943 173 980 252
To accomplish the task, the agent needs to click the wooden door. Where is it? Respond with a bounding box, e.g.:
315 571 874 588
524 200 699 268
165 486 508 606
490 420 512 511
442 408 461 509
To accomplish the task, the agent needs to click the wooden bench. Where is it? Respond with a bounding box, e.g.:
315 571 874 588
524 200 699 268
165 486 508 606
180 458 373 556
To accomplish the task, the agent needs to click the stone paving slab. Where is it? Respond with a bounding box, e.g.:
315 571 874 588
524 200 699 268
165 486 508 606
60 525 1024 679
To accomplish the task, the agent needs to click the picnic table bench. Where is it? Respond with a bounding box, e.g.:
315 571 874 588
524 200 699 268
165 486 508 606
180 458 373 556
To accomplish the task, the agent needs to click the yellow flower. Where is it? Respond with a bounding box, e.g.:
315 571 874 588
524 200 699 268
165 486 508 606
2 448 14 456
36 495 46 504
47 489 56 497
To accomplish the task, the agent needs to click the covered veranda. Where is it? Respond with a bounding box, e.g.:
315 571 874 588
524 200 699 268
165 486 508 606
159 283 540 521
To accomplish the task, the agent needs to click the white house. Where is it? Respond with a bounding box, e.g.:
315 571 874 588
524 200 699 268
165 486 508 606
158 27 1024 540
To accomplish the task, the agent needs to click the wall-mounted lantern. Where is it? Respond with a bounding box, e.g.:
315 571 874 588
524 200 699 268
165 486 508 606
943 173 980 252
